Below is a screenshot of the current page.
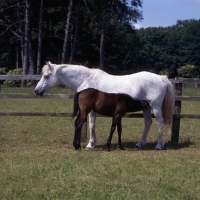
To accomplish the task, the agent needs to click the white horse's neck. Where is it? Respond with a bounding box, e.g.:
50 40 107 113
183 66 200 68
56 65 96 92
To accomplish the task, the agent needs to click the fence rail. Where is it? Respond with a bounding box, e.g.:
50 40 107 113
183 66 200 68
0 93 74 99
1 93 200 101
0 75 200 143
0 75 41 80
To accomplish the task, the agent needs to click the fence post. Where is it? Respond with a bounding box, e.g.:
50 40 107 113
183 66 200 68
81 121 87 142
171 77 182 144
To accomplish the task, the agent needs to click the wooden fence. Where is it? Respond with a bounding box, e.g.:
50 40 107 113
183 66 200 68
0 75 200 143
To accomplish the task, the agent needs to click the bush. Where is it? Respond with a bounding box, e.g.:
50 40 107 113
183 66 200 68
177 64 200 78
159 68 171 76
0 68 7 75
3 68 23 87
0 68 7 84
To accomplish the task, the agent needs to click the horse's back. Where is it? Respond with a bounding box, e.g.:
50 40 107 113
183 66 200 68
87 71 167 103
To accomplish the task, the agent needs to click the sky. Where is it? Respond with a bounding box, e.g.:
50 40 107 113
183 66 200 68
134 0 200 29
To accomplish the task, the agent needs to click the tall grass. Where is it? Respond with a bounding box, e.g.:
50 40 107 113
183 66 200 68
0 86 200 199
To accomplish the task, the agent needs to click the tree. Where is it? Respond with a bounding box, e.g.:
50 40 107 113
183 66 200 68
36 0 44 74
82 0 143 70
21 0 31 87
62 0 73 64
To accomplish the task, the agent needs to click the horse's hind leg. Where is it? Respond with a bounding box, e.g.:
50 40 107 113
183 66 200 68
135 106 152 149
85 111 97 149
152 107 164 150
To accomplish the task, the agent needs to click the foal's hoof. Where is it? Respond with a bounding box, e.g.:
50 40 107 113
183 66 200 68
119 146 125 150
107 148 111 152
107 146 111 152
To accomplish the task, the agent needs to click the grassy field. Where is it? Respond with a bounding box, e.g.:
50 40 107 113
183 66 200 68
1 86 200 200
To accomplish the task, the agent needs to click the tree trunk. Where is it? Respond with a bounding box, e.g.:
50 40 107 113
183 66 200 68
69 10 79 64
36 0 44 74
99 15 106 70
29 41 37 86
22 0 31 87
17 2 24 70
16 41 19 69
62 0 73 64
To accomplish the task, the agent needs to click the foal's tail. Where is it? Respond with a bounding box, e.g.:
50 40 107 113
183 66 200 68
71 92 80 117
161 76 175 132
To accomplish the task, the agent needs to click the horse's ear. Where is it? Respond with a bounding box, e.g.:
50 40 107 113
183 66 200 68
47 61 53 72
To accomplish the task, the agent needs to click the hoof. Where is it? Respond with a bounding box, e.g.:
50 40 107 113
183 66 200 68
84 146 94 150
155 143 164 150
133 145 141 150
119 146 125 150
107 145 111 151
155 147 162 150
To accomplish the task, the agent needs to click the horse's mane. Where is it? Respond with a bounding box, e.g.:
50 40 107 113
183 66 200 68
42 65 50 74
42 63 107 76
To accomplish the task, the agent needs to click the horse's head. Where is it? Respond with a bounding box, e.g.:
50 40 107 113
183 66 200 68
35 61 60 96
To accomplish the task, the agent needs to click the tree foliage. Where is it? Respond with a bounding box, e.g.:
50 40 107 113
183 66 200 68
0 1 200 78
0 0 142 74
136 19 200 77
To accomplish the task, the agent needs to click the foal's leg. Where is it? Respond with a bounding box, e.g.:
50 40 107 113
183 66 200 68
152 107 164 150
117 119 124 150
73 115 82 150
107 122 117 151
85 111 97 149
73 113 87 150
107 114 122 151
135 106 152 149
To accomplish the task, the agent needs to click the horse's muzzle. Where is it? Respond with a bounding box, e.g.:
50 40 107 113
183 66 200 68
35 89 44 96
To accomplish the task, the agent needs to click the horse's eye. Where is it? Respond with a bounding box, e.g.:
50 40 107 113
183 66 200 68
44 74 49 79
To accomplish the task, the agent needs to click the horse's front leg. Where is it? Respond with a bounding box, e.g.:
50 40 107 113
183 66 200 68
135 106 152 149
85 111 97 149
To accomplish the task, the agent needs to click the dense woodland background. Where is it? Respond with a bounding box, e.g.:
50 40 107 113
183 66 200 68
0 0 200 85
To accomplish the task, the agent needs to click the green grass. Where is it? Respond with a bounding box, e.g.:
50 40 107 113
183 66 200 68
0 86 200 199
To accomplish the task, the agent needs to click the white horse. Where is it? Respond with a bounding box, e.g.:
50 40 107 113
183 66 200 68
35 61 174 150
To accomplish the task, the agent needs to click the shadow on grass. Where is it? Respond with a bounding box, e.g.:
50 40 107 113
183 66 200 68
86 140 194 151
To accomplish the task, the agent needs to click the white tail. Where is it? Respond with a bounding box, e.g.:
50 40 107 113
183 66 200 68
161 76 175 132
